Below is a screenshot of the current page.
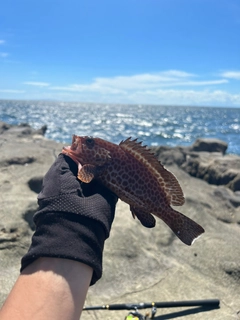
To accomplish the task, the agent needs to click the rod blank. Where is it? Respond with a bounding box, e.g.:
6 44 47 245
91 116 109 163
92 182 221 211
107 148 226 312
83 299 220 311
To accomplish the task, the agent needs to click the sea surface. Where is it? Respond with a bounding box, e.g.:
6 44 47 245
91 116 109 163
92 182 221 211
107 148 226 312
0 100 240 155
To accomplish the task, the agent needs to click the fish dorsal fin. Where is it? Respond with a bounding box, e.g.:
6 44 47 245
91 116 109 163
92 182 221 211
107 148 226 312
119 137 185 206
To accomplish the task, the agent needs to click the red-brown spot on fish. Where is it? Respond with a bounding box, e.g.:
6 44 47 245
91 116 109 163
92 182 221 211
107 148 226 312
62 136 204 245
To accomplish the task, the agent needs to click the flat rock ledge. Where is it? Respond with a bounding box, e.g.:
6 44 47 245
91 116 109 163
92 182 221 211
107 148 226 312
0 123 240 320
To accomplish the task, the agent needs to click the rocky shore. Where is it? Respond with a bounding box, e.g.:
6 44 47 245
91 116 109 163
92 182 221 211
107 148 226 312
0 122 240 320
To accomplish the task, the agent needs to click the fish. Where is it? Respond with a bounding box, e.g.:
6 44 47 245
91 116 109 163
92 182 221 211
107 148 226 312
62 135 204 245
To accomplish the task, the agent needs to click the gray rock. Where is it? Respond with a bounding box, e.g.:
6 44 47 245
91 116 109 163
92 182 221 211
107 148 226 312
152 139 240 192
181 152 240 191
227 173 240 192
0 121 11 134
190 138 228 154
153 146 186 166
1 124 240 320
0 121 47 137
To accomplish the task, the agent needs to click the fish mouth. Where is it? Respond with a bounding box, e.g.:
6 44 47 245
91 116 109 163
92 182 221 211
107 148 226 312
62 135 83 163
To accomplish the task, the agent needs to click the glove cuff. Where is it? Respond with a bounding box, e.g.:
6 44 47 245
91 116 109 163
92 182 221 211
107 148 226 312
21 211 107 285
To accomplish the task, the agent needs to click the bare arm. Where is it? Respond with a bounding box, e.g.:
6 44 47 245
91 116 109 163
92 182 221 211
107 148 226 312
0 258 93 320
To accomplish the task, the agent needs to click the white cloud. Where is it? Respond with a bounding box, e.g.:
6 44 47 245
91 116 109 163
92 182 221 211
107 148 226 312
91 70 197 90
23 81 50 87
50 70 227 94
128 89 240 106
0 52 8 58
0 89 25 94
47 70 240 106
1 69 236 107
158 70 195 78
220 71 240 80
51 83 126 95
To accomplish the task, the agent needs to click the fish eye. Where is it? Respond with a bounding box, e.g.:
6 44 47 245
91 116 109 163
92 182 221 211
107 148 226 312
85 137 95 148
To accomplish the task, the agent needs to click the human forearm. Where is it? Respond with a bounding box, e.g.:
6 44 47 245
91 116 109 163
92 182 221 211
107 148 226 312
0 257 92 320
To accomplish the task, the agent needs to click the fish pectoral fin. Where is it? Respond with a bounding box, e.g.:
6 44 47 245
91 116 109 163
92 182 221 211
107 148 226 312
130 206 156 228
77 164 97 183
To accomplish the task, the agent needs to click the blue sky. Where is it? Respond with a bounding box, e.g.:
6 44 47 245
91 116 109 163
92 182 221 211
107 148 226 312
0 0 240 107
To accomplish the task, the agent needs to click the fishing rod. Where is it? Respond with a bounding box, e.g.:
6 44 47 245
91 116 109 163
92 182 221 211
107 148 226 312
83 299 220 319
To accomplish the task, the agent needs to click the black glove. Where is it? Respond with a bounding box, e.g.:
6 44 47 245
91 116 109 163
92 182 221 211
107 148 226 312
21 154 117 285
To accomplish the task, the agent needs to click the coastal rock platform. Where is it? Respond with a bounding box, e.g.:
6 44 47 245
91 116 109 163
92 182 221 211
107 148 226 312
0 122 240 320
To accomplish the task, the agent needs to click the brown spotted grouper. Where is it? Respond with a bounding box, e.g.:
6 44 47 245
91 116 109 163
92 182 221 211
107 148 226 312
62 135 204 245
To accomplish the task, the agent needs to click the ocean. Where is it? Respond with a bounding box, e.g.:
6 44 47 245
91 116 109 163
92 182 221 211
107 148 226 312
0 100 239 155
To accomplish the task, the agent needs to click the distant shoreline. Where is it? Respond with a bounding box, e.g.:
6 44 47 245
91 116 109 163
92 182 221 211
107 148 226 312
1 98 240 109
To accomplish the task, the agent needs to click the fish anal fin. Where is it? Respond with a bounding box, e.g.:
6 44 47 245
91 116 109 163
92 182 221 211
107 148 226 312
158 207 204 245
130 206 156 228
77 164 98 183
131 210 136 219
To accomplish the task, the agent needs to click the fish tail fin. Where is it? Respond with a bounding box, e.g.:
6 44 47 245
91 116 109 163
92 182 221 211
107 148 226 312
160 207 205 245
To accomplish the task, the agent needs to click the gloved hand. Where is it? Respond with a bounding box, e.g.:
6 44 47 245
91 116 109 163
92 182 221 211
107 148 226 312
21 153 118 285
